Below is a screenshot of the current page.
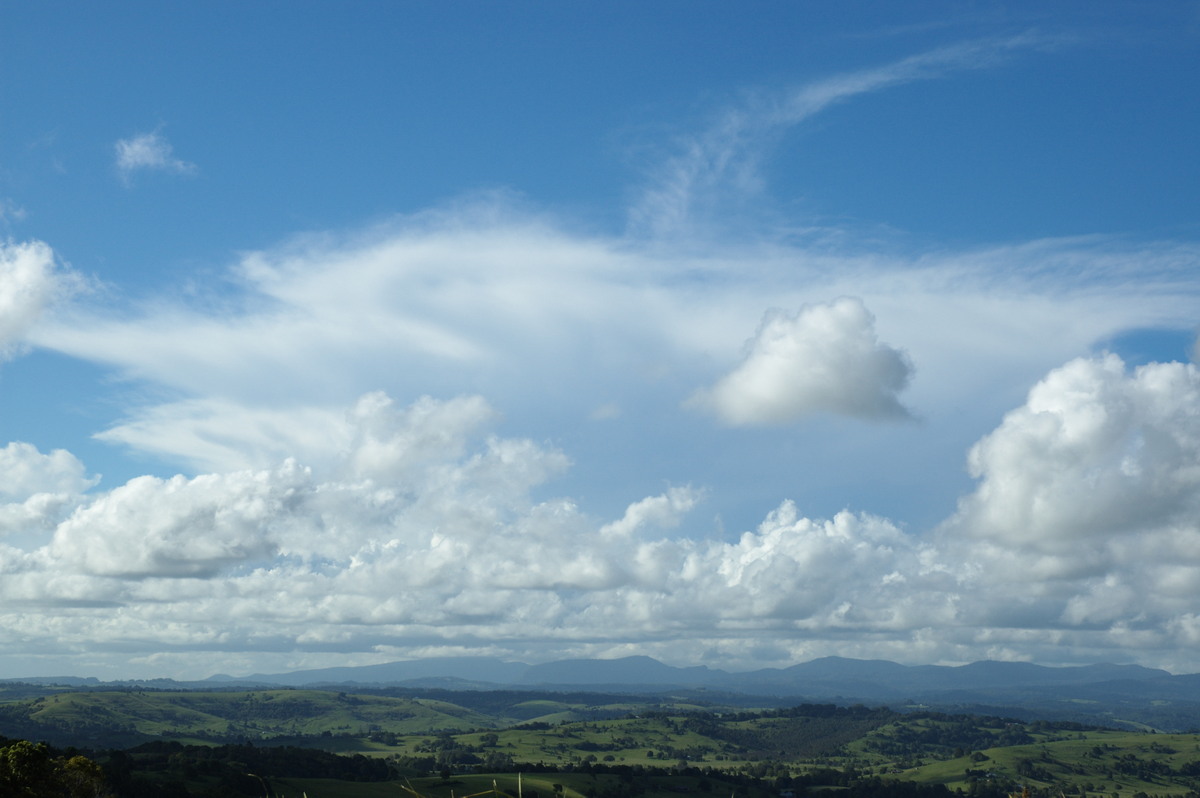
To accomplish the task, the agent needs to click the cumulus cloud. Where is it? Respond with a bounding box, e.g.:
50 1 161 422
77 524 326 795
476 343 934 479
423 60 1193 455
114 130 196 184
0 442 95 501
935 355 1200 665
0 390 931 676
0 444 95 537
48 462 306 578
947 354 1200 549
689 297 914 425
2 358 1200 677
0 240 76 361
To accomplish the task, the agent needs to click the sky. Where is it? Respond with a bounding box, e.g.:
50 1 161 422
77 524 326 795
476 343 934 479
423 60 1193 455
1 2 1200 681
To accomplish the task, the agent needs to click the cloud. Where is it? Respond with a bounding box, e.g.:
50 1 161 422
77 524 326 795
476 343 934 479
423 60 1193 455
0 442 95 501
0 240 76 361
946 354 1200 550
0 198 27 226
0 442 96 537
6 35 1200 677
1 359 1200 677
689 297 913 425
47 462 306 579
114 130 196 184
35 214 1195 478
0 389 934 675
936 355 1200 666
631 32 1063 237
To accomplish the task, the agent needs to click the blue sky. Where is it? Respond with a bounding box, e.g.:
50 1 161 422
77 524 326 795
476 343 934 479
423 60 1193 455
1 2 1200 680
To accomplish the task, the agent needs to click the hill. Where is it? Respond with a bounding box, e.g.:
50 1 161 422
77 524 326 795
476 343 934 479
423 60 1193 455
6 656 1198 731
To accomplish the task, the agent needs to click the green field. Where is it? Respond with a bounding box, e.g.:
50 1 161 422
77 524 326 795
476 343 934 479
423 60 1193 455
4 687 1200 798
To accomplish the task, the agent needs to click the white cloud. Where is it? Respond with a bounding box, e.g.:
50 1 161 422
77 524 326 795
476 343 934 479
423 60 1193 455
946 355 1200 550
11 201 1200 676
0 444 98 576
689 297 913 425
0 442 95 501
0 390 930 675
0 198 27 226
0 240 75 361
630 32 1062 237
36 217 1194 477
114 130 196 183
2 362 1200 677
46 461 308 578
5 35 1200 677
934 355 1200 663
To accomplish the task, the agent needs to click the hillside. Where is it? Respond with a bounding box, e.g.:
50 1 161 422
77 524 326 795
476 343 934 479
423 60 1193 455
107 656 1200 732
0 689 499 748
4 689 1200 798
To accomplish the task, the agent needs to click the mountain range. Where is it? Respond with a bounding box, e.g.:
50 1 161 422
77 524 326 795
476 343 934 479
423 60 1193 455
211 654 1171 695
10 656 1199 729
205 655 1200 729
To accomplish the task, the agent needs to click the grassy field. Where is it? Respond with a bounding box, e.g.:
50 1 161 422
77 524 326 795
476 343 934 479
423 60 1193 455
899 730 1200 797
5 687 1200 798
9 689 499 743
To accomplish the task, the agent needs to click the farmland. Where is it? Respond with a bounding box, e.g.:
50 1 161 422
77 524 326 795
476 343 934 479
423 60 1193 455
3 686 1200 798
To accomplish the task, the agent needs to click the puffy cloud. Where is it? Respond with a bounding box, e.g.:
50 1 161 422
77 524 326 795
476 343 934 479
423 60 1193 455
0 390 942 676
0 443 96 537
114 130 196 183
5 362 1200 677
600 487 700 539
0 240 75 361
0 442 95 501
937 355 1200 661
947 355 1200 551
690 297 913 425
345 392 500 482
47 461 309 578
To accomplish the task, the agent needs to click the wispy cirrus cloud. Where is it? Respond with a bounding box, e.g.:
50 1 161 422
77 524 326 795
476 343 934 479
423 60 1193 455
630 31 1065 237
114 130 197 185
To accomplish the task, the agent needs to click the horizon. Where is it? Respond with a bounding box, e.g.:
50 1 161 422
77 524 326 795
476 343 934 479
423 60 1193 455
2 2 1200 680
1 651 1191 686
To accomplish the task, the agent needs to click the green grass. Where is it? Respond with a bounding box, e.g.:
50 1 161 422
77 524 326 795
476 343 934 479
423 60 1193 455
899 730 1200 798
261 771 778 798
14 689 499 743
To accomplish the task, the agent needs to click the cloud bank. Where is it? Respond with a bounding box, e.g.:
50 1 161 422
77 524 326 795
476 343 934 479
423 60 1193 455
12 200 1200 679
1 346 1200 677
2 37 1199 679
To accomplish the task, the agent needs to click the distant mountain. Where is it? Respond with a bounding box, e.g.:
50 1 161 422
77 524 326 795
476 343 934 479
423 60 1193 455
8 655 1191 730
222 654 1173 701
239 656 528 687
721 657 1171 700
518 655 720 687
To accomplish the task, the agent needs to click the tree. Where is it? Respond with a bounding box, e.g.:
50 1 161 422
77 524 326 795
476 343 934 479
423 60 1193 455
0 740 113 798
